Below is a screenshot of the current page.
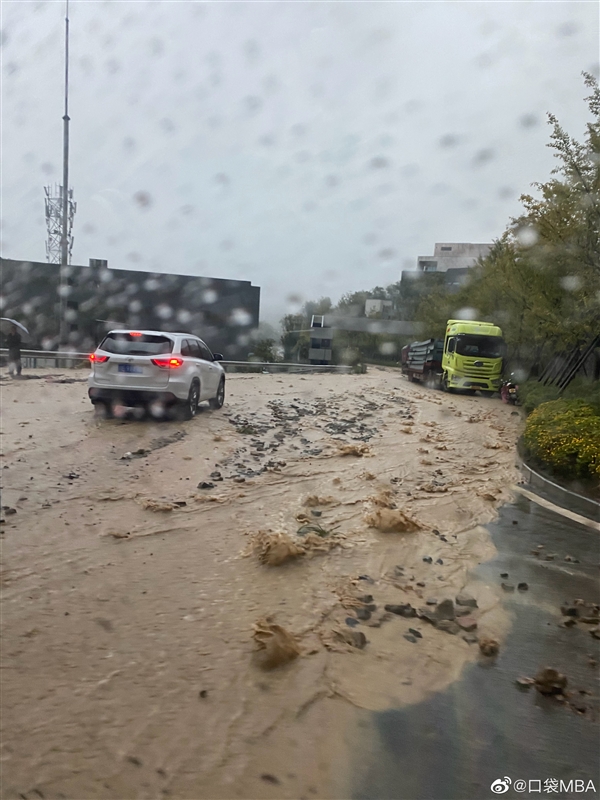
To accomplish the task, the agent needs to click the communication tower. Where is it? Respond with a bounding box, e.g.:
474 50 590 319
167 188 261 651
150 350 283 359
44 184 75 264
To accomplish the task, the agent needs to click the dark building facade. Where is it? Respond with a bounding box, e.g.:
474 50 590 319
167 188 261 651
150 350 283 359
0 258 260 359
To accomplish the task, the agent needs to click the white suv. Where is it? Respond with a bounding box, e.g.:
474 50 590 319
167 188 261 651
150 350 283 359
88 330 226 419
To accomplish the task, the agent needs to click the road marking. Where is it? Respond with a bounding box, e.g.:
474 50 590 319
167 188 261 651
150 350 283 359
514 486 600 532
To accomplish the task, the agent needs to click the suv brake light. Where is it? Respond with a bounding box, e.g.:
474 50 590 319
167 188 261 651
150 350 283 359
151 357 184 369
89 353 109 363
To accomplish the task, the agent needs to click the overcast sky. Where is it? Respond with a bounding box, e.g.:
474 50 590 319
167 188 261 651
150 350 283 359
1 1 598 323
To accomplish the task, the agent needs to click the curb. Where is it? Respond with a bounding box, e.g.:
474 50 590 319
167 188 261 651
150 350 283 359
520 462 599 523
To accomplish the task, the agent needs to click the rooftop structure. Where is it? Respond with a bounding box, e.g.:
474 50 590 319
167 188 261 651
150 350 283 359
416 243 492 273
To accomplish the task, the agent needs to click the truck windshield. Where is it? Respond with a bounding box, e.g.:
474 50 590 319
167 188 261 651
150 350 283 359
456 335 504 359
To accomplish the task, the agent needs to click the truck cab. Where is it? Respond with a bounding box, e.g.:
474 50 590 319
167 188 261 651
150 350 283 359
441 320 504 394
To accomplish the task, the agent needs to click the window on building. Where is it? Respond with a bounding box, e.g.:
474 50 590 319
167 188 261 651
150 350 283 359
441 246 452 251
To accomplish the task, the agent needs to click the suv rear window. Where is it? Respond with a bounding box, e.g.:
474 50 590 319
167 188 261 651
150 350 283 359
99 333 174 356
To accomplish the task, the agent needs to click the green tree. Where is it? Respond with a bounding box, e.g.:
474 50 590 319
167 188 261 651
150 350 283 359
303 297 333 321
415 73 600 372
250 339 279 362
280 314 309 361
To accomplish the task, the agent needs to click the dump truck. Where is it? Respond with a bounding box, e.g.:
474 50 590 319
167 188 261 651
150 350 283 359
401 338 444 386
441 319 505 394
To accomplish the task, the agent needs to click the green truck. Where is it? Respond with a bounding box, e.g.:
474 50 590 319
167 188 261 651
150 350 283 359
440 319 505 394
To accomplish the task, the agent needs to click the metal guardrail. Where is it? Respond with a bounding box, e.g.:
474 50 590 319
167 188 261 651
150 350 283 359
0 349 352 374
521 461 599 522
0 348 90 369
220 360 352 374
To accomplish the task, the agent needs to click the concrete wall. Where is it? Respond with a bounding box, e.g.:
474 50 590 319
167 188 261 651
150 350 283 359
0 258 260 360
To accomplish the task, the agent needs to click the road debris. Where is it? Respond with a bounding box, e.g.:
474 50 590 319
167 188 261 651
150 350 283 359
139 499 179 512
247 531 304 566
252 617 301 670
364 507 421 533
337 443 371 457
533 667 568 696
479 637 500 657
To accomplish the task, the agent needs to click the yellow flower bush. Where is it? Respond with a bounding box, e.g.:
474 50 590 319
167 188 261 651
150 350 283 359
523 400 600 479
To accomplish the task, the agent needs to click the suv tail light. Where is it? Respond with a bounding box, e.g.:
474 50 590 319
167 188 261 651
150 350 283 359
151 357 184 369
89 353 109 363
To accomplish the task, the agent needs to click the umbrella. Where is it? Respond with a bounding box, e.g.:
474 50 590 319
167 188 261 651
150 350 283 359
0 318 29 337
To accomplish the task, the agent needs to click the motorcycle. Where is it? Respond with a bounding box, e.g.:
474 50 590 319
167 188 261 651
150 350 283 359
500 374 519 405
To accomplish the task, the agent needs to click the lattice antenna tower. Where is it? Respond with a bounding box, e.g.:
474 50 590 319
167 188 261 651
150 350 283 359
44 184 75 264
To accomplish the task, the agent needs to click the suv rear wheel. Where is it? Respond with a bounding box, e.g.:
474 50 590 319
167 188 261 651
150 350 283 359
180 381 200 420
209 378 225 410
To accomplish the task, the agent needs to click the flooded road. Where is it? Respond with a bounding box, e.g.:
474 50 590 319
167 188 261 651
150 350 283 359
354 495 600 800
3 367 596 799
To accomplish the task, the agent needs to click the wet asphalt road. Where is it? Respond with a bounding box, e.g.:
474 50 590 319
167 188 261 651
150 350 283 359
354 493 600 800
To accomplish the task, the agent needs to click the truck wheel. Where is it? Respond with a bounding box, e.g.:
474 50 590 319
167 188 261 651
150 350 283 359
441 373 453 393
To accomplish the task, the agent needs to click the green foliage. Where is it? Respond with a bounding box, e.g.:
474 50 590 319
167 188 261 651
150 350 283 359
400 273 447 326
518 378 600 414
336 291 372 317
413 281 456 340
250 338 279 363
303 297 333 319
280 314 308 360
413 73 600 372
523 400 600 479
297 522 339 537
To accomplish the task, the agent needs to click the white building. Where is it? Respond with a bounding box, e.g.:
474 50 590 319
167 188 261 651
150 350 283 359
416 243 492 273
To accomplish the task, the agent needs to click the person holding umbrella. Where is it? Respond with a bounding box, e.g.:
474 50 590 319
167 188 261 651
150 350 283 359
7 325 23 377
1 319 28 378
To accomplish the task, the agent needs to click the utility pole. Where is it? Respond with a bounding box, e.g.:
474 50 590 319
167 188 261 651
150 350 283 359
59 0 70 344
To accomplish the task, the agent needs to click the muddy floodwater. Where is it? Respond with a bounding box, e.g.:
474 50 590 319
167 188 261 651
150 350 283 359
354 494 600 799
1 367 525 799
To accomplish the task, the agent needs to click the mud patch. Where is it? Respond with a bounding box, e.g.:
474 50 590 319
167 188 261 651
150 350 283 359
246 528 344 565
247 531 305 566
304 495 339 508
252 617 301 669
139 498 179 513
337 443 371 457
364 507 421 533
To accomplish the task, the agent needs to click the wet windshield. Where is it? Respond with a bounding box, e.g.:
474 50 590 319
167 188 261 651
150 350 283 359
2 3 598 797
456 335 504 359
99 333 173 356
